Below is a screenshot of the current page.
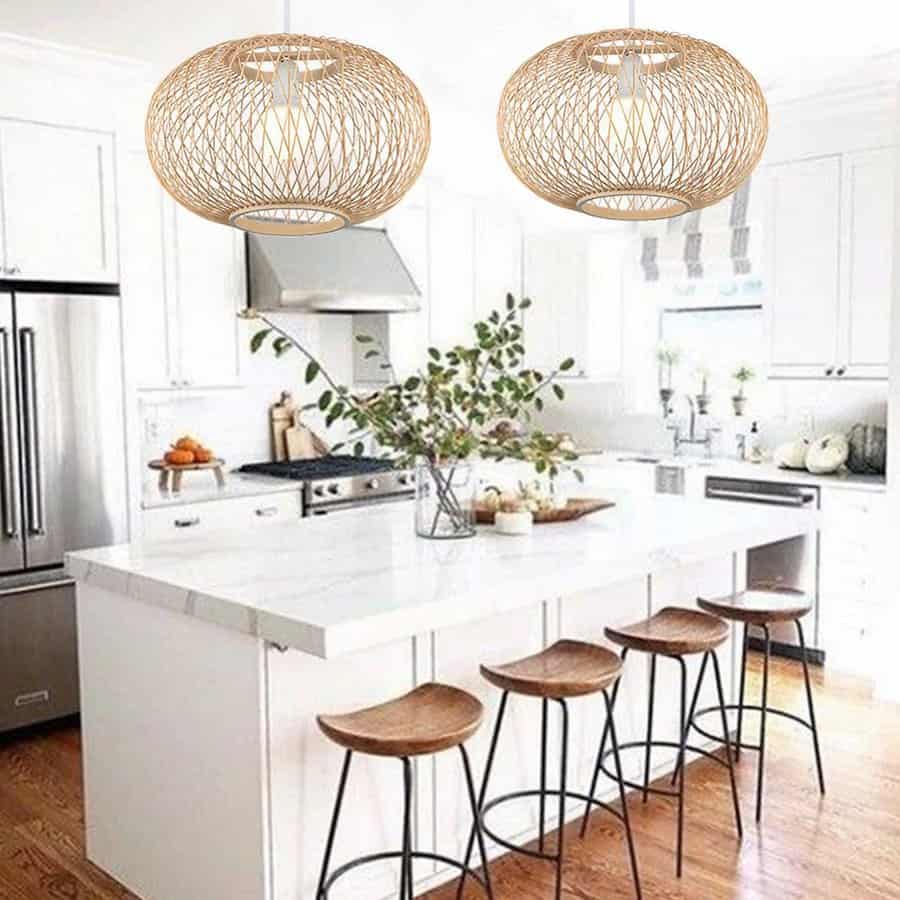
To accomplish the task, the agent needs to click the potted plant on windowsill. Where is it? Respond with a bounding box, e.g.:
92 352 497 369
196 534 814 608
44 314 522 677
240 294 581 539
655 343 681 417
731 365 755 416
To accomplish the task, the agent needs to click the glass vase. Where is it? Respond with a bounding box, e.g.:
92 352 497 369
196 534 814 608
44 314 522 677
415 461 476 539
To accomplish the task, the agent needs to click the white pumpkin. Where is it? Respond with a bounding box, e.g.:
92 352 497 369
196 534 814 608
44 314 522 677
773 438 809 470
805 433 850 475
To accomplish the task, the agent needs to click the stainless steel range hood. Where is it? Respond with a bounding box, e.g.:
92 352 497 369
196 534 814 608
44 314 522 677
246 225 420 314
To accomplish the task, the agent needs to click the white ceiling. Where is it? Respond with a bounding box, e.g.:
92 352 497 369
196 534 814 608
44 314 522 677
8 0 900 223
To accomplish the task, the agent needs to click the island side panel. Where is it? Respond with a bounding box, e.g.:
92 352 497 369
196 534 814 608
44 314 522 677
266 637 418 900
560 577 652 797
648 556 738 771
76 584 271 900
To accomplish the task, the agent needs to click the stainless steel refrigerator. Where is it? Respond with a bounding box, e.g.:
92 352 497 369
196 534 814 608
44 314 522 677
0 284 128 731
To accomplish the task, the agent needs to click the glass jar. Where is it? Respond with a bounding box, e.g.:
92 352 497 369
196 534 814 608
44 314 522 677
415 461 476 539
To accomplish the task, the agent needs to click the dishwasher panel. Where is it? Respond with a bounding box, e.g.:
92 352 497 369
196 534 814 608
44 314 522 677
706 476 822 662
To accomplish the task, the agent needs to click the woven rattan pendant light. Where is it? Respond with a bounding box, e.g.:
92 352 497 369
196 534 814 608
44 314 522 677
498 1 767 221
145 9 430 235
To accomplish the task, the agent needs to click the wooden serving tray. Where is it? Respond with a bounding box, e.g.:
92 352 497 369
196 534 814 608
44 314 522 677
149 458 226 492
475 497 615 525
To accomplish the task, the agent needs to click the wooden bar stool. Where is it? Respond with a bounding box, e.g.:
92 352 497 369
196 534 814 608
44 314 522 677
457 640 642 900
315 683 494 900
686 588 826 822
581 607 743 878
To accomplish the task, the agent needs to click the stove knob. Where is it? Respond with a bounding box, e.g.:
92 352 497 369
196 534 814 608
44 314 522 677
313 485 326 497
397 473 410 486
327 483 342 496
366 478 380 490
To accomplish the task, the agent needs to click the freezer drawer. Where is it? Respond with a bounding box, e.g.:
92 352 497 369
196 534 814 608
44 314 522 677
0 579 79 731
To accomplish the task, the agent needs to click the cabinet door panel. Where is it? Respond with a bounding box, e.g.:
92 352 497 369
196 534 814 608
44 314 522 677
119 151 175 388
522 234 587 375
172 208 243 387
433 607 546 860
845 148 893 371
0 121 117 283
767 156 841 373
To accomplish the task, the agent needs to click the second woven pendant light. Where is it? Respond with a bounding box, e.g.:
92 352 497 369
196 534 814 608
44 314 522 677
498 18 768 221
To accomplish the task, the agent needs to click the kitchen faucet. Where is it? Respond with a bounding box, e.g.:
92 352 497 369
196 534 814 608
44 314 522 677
667 395 721 458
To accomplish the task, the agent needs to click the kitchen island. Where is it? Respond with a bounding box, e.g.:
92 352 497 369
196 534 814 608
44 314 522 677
66 492 816 900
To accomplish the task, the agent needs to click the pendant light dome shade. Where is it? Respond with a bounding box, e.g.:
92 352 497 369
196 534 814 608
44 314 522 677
498 29 767 221
145 34 430 235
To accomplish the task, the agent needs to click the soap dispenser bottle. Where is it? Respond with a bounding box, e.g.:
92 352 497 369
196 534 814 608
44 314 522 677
749 421 764 464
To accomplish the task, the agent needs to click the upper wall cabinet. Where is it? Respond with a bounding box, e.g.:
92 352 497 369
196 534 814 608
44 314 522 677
841 147 894 376
0 119 118 283
119 151 244 391
764 148 893 380
523 233 588 376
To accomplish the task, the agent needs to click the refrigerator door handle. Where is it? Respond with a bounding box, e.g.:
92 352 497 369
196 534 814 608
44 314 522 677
0 328 18 538
19 327 44 536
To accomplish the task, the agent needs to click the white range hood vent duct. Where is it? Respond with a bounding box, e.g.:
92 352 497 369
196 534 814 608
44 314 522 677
247 225 421 314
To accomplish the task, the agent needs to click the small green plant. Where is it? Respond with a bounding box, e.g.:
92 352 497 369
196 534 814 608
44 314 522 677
655 342 681 389
241 294 581 483
732 365 755 399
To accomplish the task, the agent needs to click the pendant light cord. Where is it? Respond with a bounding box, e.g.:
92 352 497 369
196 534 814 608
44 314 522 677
283 0 291 32
629 0 636 27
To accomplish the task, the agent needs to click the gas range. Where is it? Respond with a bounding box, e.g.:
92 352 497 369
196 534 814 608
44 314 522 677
239 456 414 514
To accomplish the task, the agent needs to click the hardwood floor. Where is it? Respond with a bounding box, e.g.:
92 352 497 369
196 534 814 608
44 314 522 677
0 654 897 898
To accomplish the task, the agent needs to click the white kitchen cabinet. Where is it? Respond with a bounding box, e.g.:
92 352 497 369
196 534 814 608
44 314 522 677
840 147 893 376
141 491 302 541
119 152 245 390
818 488 887 673
765 148 893 380
473 206 522 320
764 155 842 378
522 233 588 376
0 119 118 283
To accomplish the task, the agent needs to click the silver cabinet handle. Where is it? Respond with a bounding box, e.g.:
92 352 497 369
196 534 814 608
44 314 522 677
19 328 44 536
174 516 200 528
0 328 18 538
255 506 278 517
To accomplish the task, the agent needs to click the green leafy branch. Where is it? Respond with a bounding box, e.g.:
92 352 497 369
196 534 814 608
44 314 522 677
241 293 582 481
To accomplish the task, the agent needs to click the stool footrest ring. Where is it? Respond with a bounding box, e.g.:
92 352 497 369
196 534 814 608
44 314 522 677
599 739 734 798
321 848 490 898
690 703 815 754
481 787 629 862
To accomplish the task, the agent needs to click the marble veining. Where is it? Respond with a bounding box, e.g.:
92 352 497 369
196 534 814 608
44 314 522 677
67 493 816 658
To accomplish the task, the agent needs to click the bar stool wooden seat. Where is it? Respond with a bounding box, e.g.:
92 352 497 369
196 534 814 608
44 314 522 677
458 640 642 900
687 587 825 822
315 683 493 900
582 607 743 878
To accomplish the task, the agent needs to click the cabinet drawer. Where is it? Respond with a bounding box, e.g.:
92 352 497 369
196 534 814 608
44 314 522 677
0 582 79 732
142 492 302 540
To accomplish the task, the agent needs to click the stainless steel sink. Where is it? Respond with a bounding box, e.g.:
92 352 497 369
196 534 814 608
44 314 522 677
616 455 661 464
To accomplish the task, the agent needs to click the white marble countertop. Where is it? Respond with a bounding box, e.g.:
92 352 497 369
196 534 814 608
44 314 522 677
141 472 302 510
577 451 887 493
67 492 816 659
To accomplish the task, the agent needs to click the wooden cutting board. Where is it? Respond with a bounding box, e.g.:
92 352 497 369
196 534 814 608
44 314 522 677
475 498 615 525
284 414 330 460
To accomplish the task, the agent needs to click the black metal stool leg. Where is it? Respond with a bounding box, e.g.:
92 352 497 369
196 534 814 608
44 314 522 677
797 620 826 795
539 698 549 852
316 749 353 900
643 654 657 803
711 650 743 839
555 699 569 900
672 651 708 786
400 757 413 900
735 623 749 762
581 647 628 837
603 689 643 900
756 624 771 823
459 745 495 900
674 656 688 878
457 691 509 900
